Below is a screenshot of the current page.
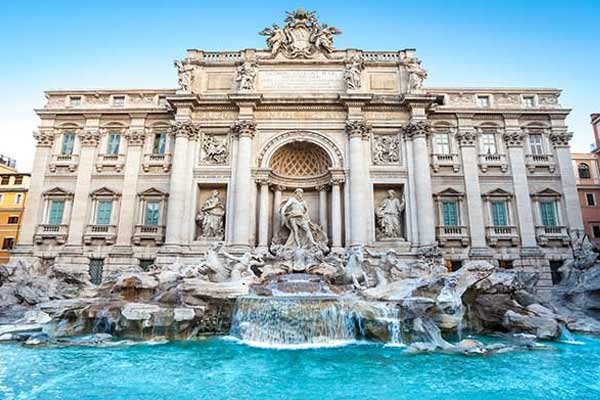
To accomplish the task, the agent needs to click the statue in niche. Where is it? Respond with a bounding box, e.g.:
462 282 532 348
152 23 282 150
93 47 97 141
277 188 328 253
372 135 400 165
236 61 258 91
174 60 194 93
344 55 364 90
202 135 228 164
375 190 405 239
196 191 225 239
406 58 427 91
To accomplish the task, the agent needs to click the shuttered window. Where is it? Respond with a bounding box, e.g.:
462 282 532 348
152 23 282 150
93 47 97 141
539 201 557 227
48 200 65 225
106 133 121 155
61 133 76 155
145 201 160 226
442 201 459 226
96 200 113 225
491 201 508 226
152 133 166 154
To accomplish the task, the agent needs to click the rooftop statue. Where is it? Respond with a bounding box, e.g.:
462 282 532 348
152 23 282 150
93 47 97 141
260 8 341 58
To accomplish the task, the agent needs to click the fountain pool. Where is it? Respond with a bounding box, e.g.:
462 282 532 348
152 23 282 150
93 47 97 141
1 336 599 400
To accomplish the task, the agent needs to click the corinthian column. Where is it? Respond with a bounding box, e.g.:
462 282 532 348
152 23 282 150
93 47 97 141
256 177 270 249
67 126 100 246
230 120 256 248
345 120 371 246
404 120 435 247
456 128 491 257
503 129 538 248
17 129 55 248
330 176 344 250
550 129 584 230
165 120 198 246
317 185 329 234
115 127 146 246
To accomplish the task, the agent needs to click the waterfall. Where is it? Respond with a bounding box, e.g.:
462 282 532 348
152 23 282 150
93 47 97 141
559 323 583 345
230 296 359 348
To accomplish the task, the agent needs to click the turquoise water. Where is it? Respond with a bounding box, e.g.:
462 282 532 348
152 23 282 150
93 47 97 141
1 336 599 400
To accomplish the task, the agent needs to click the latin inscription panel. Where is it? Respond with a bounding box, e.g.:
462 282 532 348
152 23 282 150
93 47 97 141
259 70 344 92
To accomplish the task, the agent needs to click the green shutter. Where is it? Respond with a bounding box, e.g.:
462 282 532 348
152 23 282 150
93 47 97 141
145 202 160 226
540 202 557 226
442 201 458 226
96 200 113 225
48 200 65 225
491 201 507 226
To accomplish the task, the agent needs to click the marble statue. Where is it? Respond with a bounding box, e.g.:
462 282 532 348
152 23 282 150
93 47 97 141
406 58 427 91
340 246 370 290
202 135 228 164
197 191 225 239
278 188 328 252
220 249 264 280
375 190 405 239
260 8 341 58
570 229 598 269
174 60 194 92
344 55 363 90
236 61 258 91
372 135 400 165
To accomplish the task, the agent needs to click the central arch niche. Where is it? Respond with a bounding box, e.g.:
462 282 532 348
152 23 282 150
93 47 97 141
269 141 332 187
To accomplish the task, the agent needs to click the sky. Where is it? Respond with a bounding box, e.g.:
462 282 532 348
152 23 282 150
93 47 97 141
1 0 599 172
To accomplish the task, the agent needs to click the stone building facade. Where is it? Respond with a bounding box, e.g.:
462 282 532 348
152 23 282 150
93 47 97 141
12 9 582 293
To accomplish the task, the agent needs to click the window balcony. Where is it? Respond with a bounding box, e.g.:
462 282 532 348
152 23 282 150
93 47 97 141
436 225 469 246
478 153 508 173
535 225 569 246
132 224 165 245
48 154 79 173
525 154 556 173
142 153 172 173
431 153 460 173
83 224 117 245
95 154 126 173
34 224 69 244
485 225 519 246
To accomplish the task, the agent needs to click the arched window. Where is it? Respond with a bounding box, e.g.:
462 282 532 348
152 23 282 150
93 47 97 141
578 163 591 179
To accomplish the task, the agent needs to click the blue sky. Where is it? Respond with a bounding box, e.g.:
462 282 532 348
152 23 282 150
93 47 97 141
1 0 599 171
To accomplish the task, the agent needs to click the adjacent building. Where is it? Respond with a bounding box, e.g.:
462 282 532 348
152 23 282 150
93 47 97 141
0 156 30 264
12 9 583 295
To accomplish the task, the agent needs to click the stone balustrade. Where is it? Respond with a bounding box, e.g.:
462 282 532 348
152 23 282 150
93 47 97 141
431 153 460 172
478 153 508 173
48 154 79 173
142 153 172 173
34 224 69 244
485 225 519 246
95 154 126 173
525 154 556 173
83 224 117 245
535 225 569 246
133 225 166 245
436 225 470 246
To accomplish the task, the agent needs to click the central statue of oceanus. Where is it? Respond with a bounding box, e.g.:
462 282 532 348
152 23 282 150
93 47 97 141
275 188 328 253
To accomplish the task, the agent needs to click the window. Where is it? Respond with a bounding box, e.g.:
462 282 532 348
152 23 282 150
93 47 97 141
7 216 18 224
140 259 155 271
523 96 535 108
13 176 23 185
89 259 104 285
529 134 544 155
491 201 508 226
96 200 113 225
499 260 514 269
434 133 450 154
15 194 22 205
0 176 9 185
61 133 76 155
145 201 161 226
112 96 125 107
593 226 600 239
48 200 65 225
442 201 459 226
477 95 491 108
539 201 558 227
2 238 14 250
480 133 497 154
106 132 121 155
69 96 82 107
586 193 596 206
152 133 167 154
578 163 591 179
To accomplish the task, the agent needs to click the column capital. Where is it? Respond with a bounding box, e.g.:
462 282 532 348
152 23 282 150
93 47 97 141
33 129 55 147
169 120 199 140
231 119 256 138
124 128 147 146
78 129 101 147
549 130 573 148
402 120 431 140
270 184 286 192
315 184 329 192
345 119 371 140
455 129 478 147
255 177 270 185
502 129 525 147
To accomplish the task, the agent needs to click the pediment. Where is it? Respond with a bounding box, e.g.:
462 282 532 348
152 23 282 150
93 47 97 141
43 187 73 197
436 187 464 197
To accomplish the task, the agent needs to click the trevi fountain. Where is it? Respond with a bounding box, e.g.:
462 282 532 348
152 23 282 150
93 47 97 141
2 8 600 400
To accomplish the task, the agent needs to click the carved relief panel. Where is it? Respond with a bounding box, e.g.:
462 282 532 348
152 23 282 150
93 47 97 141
371 134 401 165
